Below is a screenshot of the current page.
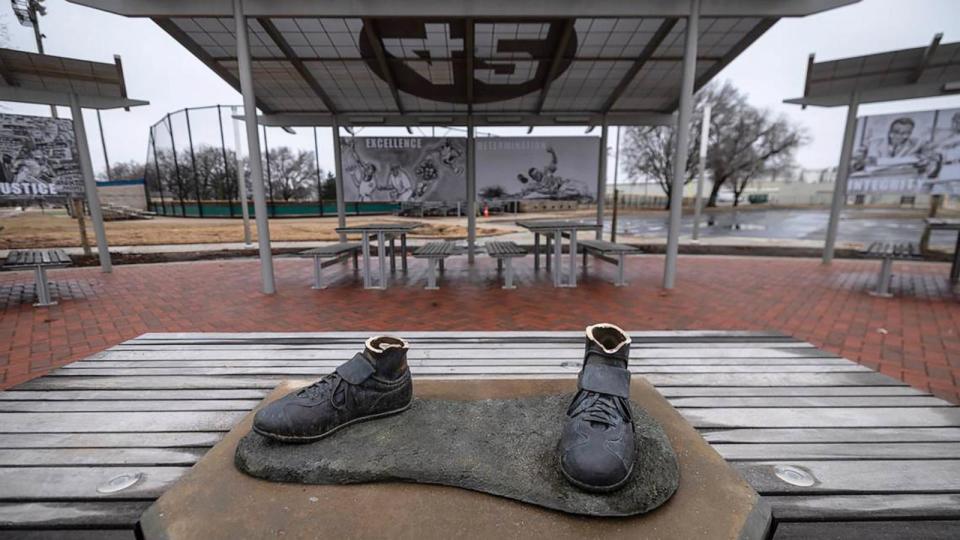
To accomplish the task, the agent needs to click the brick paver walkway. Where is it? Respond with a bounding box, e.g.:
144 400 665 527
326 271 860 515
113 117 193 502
1 255 958 403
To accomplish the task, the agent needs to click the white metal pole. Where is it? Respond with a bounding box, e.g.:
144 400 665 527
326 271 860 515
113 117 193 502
68 94 111 272
663 0 699 290
823 91 860 265
692 103 711 241
611 125 621 242
231 107 252 246
467 117 477 263
234 0 275 294
332 116 347 242
596 118 608 240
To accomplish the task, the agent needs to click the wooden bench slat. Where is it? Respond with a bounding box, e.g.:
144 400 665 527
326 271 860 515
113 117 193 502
0 432 225 449
0 501 150 530
765 494 960 521
773 520 960 540
299 243 361 257
0 466 189 500
735 459 960 494
579 239 641 253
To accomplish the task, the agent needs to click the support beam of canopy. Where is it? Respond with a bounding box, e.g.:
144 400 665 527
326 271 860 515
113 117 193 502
257 18 338 113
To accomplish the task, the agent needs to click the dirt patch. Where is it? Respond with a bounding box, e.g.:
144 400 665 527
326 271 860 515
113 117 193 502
0 210 510 249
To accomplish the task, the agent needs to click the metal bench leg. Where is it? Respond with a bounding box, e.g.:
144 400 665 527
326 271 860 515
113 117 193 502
401 234 408 272
352 250 359 269
546 234 552 272
439 258 445 272
869 257 894 298
390 237 397 273
615 253 627 287
311 257 326 290
361 234 372 289
534 233 540 271
583 249 588 269
497 258 503 272
377 232 388 289
553 230 562 287
567 230 578 287
503 257 516 289
33 265 56 307
426 258 438 290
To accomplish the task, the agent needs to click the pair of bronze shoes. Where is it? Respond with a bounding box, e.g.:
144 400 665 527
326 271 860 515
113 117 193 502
252 324 636 493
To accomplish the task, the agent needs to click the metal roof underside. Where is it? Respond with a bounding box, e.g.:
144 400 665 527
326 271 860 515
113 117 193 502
786 35 960 107
0 48 147 109
66 0 860 125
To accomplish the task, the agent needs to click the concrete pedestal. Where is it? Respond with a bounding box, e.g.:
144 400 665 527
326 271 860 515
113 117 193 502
139 378 770 539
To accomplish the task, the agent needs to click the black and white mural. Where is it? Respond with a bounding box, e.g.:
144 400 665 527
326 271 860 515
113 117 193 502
0 113 82 199
340 137 466 202
849 107 960 195
476 137 598 202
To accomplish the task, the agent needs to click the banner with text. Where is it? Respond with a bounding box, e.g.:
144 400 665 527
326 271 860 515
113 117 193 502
476 137 598 203
849 107 960 195
340 137 466 202
0 113 82 199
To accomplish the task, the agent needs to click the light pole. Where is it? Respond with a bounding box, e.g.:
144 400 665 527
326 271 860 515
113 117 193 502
11 1 56 118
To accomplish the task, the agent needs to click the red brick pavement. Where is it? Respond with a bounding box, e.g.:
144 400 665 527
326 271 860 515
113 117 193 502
1 254 958 403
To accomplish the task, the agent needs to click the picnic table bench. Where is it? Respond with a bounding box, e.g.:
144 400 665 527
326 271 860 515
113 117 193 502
485 240 525 289
578 239 641 287
1 331 959 538
2 248 72 306
299 243 361 289
861 241 921 297
413 241 461 290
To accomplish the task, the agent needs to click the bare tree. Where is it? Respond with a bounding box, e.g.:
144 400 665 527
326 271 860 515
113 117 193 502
620 118 701 209
265 147 316 201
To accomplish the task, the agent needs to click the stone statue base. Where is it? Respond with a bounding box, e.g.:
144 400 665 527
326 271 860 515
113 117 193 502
236 394 678 517
138 379 770 540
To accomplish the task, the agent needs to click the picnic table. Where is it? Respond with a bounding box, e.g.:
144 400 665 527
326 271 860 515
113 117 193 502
926 217 960 283
516 220 602 287
2 248 72 306
1 331 958 538
334 222 421 289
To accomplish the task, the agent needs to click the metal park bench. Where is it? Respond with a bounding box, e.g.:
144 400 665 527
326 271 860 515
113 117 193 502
299 243 361 289
579 239 641 287
862 241 921 298
413 241 461 290
2 248 72 306
485 240 526 289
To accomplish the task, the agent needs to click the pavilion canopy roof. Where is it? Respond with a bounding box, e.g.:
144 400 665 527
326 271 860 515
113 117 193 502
786 34 960 107
0 48 147 109
69 0 857 125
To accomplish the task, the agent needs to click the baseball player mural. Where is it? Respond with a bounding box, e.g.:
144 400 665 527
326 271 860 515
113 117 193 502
849 107 960 195
0 113 83 199
341 137 466 202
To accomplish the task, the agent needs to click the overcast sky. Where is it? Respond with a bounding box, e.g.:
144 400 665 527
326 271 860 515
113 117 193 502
2 0 959 180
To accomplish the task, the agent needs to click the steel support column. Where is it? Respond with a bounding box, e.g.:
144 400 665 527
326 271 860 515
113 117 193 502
692 103 711 241
663 0 699 290
596 118 608 240
231 107 252 245
332 117 347 242
823 91 859 264
234 0 275 293
68 93 111 272
467 118 476 263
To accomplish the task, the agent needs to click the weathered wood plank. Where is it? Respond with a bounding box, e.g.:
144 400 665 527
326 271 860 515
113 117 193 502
656 386 928 398
134 330 790 340
0 390 269 401
112 341 817 350
74 357 855 368
702 428 960 444
0 433 224 449
714 442 960 460
765 494 960 521
0 530 135 540
0 411 245 433
773 520 960 540
682 407 960 428
0 501 148 529
49 365 872 377
671 396 951 408
15 372 903 390
0 400 261 412
0 466 188 500
0 448 205 466
88 348 831 360
735 460 960 493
